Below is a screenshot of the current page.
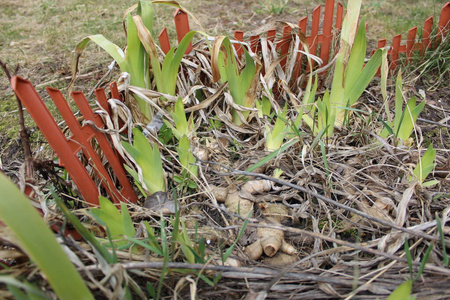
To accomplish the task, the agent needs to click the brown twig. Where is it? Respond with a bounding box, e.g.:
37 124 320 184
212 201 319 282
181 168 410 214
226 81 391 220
0 60 35 180
104 261 365 287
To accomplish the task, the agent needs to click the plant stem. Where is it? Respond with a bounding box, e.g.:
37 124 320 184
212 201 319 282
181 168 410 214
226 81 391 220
0 60 35 181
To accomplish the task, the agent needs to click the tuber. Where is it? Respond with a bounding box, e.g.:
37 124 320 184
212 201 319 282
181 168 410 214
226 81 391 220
209 182 296 260
245 203 296 260
209 180 272 218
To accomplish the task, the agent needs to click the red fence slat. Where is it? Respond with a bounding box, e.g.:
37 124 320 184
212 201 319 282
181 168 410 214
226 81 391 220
422 16 434 54
11 77 101 205
292 17 308 81
336 3 344 30
234 30 244 57
159 28 171 54
250 35 260 53
290 18 307 82
299 17 308 35
390 34 402 70
406 27 418 59
48 88 129 204
174 9 192 54
378 39 387 49
161 2 449 81
267 29 277 43
95 86 111 115
11 76 139 206
438 2 450 38
62 91 125 203
109 81 122 101
164 2 449 81
72 91 139 204
321 0 335 66
307 5 321 71
279 26 292 70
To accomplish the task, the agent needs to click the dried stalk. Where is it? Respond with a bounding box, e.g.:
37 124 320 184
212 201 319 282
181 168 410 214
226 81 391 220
0 60 35 180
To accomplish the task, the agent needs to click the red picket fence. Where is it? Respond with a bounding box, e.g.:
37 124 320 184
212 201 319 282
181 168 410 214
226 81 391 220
159 0 450 77
11 76 139 206
375 2 450 70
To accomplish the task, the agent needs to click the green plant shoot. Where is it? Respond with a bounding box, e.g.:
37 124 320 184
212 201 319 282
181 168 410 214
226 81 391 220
387 280 414 300
90 196 136 248
134 17 197 97
1 276 49 300
53 191 116 263
168 98 195 139
301 11 383 137
177 135 198 178
122 128 166 195
435 214 449 267
72 1 154 119
380 71 425 144
297 73 318 131
410 144 437 186
211 36 261 125
175 220 196 264
324 4 383 137
265 104 289 151
256 95 272 118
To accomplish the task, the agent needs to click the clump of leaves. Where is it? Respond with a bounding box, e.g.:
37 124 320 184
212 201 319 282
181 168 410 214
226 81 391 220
73 0 154 119
302 11 385 137
211 37 262 125
135 20 197 98
169 98 196 139
409 144 437 187
380 71 425 146
265 104 290 151
122 128 166 195
90 196 136 249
